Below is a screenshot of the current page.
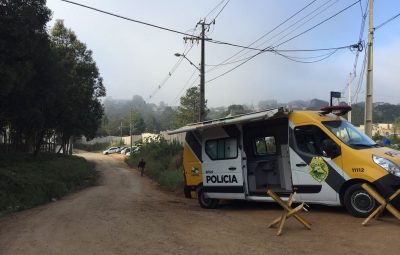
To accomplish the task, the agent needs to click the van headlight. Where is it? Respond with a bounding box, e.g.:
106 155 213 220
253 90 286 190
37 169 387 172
373 155 400 177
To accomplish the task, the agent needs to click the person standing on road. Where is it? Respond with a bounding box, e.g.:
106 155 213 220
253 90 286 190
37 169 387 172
138 158 146 177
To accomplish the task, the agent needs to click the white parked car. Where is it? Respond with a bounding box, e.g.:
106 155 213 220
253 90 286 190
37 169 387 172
103 147 120 155
126 146 140 156
121 147 131 154
118 146 128 153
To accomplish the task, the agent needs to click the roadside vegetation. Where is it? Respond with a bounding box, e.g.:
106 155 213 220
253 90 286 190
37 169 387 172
126 136 183 191
0 153 97 216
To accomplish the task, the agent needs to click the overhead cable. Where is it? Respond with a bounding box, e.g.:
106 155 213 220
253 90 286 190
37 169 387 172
375 11 400 31
206 0 318 70
210 0 230 23
59 0 201 38
206 0 361 84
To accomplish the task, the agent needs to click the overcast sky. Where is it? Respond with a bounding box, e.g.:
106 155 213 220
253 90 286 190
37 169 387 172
46 0 400 107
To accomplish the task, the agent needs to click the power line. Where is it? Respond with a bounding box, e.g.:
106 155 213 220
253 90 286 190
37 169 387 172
341 0 368 96
274 0 361 48
151 0 230 103
205 0 319 72
59 0 201 38
205 43 361 66
171 70 199 105
204 0 226 20
266 0 340 50
353 50 368 104
205 0 341 74
375 11 400 30
206 0 361 84
210 0 230 23
274 49 339 63
148 37 196 101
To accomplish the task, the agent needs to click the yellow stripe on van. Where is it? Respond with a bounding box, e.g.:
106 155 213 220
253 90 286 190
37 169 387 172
183 143 203 186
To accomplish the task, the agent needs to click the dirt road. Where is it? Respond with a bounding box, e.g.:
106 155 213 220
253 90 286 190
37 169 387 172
1 152 399 255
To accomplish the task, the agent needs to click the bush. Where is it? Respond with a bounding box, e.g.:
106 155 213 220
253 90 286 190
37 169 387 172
126 136 183 191
0 153 97 215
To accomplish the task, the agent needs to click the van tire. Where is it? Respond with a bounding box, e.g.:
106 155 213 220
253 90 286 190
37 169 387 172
198 187 219 209
344 183 377 218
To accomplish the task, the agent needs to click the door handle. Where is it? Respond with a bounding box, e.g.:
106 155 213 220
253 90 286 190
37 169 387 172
228 167 237 170
296 163 307 167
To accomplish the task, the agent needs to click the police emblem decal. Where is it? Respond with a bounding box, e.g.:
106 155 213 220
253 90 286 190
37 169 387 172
191 167 199 176
308 157 329 183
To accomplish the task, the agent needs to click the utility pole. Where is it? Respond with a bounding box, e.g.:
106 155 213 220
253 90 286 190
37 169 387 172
199 21 206 122
129 109 133 149
364 0 374 137
348 72 352 123
120 121 123 142
182 19 212 122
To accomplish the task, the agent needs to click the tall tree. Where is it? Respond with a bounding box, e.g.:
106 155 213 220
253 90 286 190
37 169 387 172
50 20 106 151
0 0 55 153
175 87 202 126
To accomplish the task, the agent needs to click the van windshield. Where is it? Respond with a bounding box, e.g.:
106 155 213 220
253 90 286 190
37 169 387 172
322 120 378 149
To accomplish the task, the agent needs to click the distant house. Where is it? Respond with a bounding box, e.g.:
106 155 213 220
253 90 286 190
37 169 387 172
357 123 395 136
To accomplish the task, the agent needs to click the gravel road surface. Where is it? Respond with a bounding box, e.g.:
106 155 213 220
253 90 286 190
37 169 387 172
0 152 399 255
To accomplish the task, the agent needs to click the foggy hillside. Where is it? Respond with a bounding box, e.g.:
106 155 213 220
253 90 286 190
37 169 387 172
99 95 400 136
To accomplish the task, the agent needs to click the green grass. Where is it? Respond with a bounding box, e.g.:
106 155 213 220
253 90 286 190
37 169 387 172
125 137 183 192
0 153 97 216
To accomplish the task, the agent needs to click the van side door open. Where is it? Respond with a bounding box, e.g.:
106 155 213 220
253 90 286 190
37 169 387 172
243 118 292 195
202 126 245 199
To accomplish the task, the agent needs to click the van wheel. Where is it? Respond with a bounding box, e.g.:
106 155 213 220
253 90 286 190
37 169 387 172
344 183 376 218
198 187 219 209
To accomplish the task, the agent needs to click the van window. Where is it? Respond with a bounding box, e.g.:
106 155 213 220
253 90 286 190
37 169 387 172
254 136 276 155
205 137 238 160
294 125 335 156
323 120 377 149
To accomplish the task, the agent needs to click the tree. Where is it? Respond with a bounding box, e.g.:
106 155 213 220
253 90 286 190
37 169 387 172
0 0 56 153
175 87 203 126
158 106 178 131
223 104 251 117
50 20 106 152
394 117 400 142
121 110 145 135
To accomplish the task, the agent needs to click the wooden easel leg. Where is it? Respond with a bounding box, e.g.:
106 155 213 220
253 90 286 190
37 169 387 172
386 204 400 220
362 204 385 226
277 211 288 236
268 193 294 228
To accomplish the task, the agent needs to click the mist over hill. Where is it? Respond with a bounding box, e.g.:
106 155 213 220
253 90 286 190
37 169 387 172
99 96 400 136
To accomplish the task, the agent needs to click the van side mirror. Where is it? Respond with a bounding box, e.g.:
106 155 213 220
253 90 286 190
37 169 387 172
322 139 340 158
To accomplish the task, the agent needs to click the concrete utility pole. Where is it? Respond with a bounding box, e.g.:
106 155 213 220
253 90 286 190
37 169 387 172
129 109 133 149
348 72 352 123
364 0 374 137
180 19 212 122
120 121 123 142
199 21 206 122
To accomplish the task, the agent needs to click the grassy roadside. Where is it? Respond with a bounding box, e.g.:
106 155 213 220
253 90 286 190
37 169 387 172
0 153 98 216
125 136 183 192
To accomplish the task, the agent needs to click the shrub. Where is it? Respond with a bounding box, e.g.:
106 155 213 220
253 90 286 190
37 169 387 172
126 136 183 191
0 153 97 215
